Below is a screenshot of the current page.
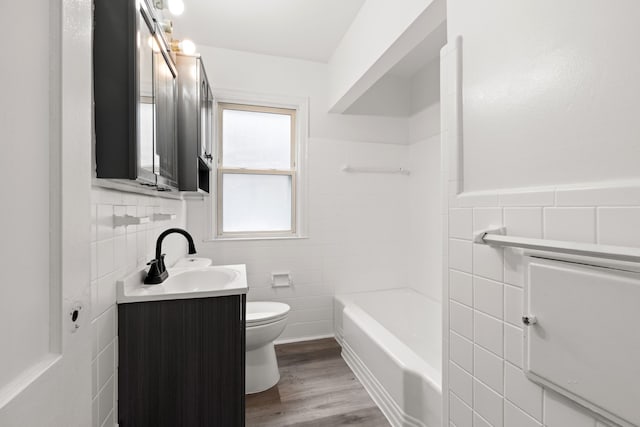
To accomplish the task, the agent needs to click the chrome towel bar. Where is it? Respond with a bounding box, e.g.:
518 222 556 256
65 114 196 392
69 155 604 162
475 227 640 264
341 165 411 175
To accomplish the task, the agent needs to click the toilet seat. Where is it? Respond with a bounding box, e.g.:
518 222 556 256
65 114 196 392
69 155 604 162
246 301 290 327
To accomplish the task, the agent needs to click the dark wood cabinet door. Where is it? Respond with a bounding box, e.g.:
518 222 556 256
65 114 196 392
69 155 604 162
118 295 246 427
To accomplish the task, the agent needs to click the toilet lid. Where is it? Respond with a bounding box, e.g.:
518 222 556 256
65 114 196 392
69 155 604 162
246 301 290 326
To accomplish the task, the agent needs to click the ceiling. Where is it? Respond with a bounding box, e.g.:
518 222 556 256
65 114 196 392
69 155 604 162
170 0 365 63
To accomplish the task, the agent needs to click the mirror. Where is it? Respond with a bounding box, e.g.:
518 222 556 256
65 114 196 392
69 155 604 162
138 9 156 180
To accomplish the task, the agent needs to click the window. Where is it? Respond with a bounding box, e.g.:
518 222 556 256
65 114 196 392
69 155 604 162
216 103 298 238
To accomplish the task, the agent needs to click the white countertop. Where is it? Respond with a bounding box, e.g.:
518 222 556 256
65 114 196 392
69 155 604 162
117 263 248 304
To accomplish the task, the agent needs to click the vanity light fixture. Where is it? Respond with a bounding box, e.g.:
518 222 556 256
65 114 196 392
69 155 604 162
179 39 196 55
155 0 184 16
170 38 197 54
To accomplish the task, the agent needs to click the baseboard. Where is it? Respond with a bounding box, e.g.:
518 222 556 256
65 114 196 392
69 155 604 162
341 341 426 427
274 333 335 346
334 326 343 345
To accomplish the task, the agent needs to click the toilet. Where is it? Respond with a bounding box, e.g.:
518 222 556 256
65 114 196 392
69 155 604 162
245 301 291 394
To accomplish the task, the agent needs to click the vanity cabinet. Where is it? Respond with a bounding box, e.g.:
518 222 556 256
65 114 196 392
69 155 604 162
118 295 246 426
94 0 178 190
176 54 214 192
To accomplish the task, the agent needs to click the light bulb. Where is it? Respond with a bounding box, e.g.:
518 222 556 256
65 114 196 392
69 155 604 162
180 39 196 55
167 0 184 16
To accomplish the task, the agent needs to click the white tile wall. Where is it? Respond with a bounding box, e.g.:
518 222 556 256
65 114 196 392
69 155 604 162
449 361 473 405
503 324 523 369
450 239 473 273
474 412 494 427
597 207 640 247
450 301 473 340
450 208 473 240
544 390 596 427
450 392 473 427
440 44 631 423
473 276 503 319
446 191 634 427
408 134 442 301
474 379 504 427
188 138 440 342
504 362 543 421
503 208 542 239
474 311 503 357
450 270 473 306
544 207 596 243
90 187 187 427
472 244 504 282
503 285 523 327
474 345 503 394
503 249 525 288
504 400 541 427
473 207 503 234
450 331 473 373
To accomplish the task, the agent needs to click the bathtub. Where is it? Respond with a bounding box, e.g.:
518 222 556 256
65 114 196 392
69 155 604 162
335 288 442 427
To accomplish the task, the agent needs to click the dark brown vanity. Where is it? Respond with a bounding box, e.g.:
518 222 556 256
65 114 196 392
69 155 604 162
118 294 246 426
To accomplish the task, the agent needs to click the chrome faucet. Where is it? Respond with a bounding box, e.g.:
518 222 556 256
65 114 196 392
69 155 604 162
144 228 197 284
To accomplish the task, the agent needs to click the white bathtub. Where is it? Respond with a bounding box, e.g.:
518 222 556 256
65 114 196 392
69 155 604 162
335 288 442 427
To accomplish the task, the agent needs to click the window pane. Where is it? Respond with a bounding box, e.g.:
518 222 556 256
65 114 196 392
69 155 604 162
222 109 292 169
222 174 292 232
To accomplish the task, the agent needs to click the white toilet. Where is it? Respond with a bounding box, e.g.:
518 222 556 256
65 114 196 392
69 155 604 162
245 301 291 394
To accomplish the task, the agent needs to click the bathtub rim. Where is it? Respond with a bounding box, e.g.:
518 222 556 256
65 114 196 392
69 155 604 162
342 338 426 427
337 301 442 394
335 289 443 427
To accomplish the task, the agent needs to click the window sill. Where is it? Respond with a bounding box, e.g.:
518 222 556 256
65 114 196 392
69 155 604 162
203 235 309 242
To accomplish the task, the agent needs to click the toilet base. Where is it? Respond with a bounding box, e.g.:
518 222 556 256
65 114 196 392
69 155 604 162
246 341 281 394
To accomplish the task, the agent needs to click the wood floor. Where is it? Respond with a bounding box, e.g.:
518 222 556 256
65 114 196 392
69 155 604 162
245 338 390 427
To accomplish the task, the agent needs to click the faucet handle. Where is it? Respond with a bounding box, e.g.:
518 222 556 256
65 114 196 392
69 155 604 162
144 257 169 285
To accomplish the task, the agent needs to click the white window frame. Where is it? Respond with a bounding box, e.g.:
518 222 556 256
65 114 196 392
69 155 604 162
209 89 308 240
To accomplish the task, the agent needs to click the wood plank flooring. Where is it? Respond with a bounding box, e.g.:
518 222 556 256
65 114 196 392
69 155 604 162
246 338 390 427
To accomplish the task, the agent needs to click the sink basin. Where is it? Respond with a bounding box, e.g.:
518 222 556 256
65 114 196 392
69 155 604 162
117 264 248 304
173 257 212 269
162 267 238 292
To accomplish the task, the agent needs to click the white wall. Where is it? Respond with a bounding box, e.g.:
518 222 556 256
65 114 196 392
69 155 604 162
450 0 640 192
408 133 442 302
189 139 411 341
407 61 443 302
344 74 412 117
328 0 438 110
411 59 440 114
343 58 441 118
185 45 446 341
86 38 442 423
90 188 187 427
443 2 640 426
198 45 409 144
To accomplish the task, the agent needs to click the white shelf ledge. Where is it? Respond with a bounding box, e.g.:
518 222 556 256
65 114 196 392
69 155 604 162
152 213 177 222
114 215 150 227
